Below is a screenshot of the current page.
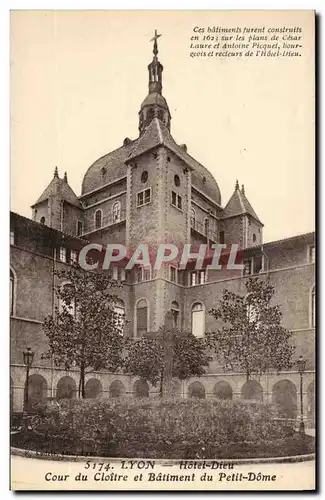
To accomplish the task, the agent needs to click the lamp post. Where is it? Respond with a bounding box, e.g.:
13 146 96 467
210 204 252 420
22 347 34 431
297 355 306 434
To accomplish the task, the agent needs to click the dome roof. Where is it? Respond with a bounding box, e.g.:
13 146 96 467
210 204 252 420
140 92 169 110
82 119 221 205
81 139 136 195
190 161 222 205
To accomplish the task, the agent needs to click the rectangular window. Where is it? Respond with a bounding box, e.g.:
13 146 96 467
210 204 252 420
112 266 119 280
170 266 177 283
219 231 225 244
70 250 78 264
137 191 144 206
118 268 126 282
77 220 83 236
143 266 151 281
309 245 315 263
199 270 206 284
59 247 67 263
189 270 206 286
134 266 152 283
144 189 151 204
171 191 182 210
253 255 263 274
10 230 15 246
137 188 151 207
190 272 197 286
135 268 142 283
243 259 252 276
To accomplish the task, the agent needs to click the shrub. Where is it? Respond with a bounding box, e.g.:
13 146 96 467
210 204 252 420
14 397 307 459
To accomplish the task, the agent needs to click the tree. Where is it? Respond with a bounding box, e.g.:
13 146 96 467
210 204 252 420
123 327 211 396
207 277 295 381
42 264 124 398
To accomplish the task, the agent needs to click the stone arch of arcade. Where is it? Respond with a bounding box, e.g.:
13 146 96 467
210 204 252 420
241 380 263 401
187 381 206 399
109 379 126 398
272 379 297 418
56 376 77 400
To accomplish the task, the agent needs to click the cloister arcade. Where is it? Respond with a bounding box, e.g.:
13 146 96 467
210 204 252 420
10 365 315 428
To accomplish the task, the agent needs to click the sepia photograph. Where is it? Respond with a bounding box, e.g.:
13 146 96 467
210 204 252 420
10 10 315 491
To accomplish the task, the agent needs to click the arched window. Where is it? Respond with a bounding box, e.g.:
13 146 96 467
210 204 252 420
311 286 316 328
191 302 205 338
40 216 45 225
114 299 125 335
112 201 121 223
10 269 15 316
95 210 102 229
190 208 196 228
135 298 148 337
171 301 180 328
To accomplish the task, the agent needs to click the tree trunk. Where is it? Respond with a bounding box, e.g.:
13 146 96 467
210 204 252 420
159 370 164 397
162 338 173 398
80 364 86 399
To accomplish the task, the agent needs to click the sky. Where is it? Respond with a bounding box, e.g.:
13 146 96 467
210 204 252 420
10 10 315 243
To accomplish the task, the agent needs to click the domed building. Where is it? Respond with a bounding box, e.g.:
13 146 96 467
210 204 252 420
31 31 258 250
10 33 315 426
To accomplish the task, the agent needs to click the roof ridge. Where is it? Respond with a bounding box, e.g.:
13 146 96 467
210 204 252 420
237 189 246 213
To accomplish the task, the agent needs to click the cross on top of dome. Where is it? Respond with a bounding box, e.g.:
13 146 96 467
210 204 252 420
150 29 162 56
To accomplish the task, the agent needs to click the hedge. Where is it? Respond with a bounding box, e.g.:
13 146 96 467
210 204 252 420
11 398 314 459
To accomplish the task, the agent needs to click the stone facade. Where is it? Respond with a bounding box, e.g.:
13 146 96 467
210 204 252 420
10 37 315 427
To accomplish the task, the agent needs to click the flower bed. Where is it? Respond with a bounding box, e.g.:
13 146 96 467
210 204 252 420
11 398 315 459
